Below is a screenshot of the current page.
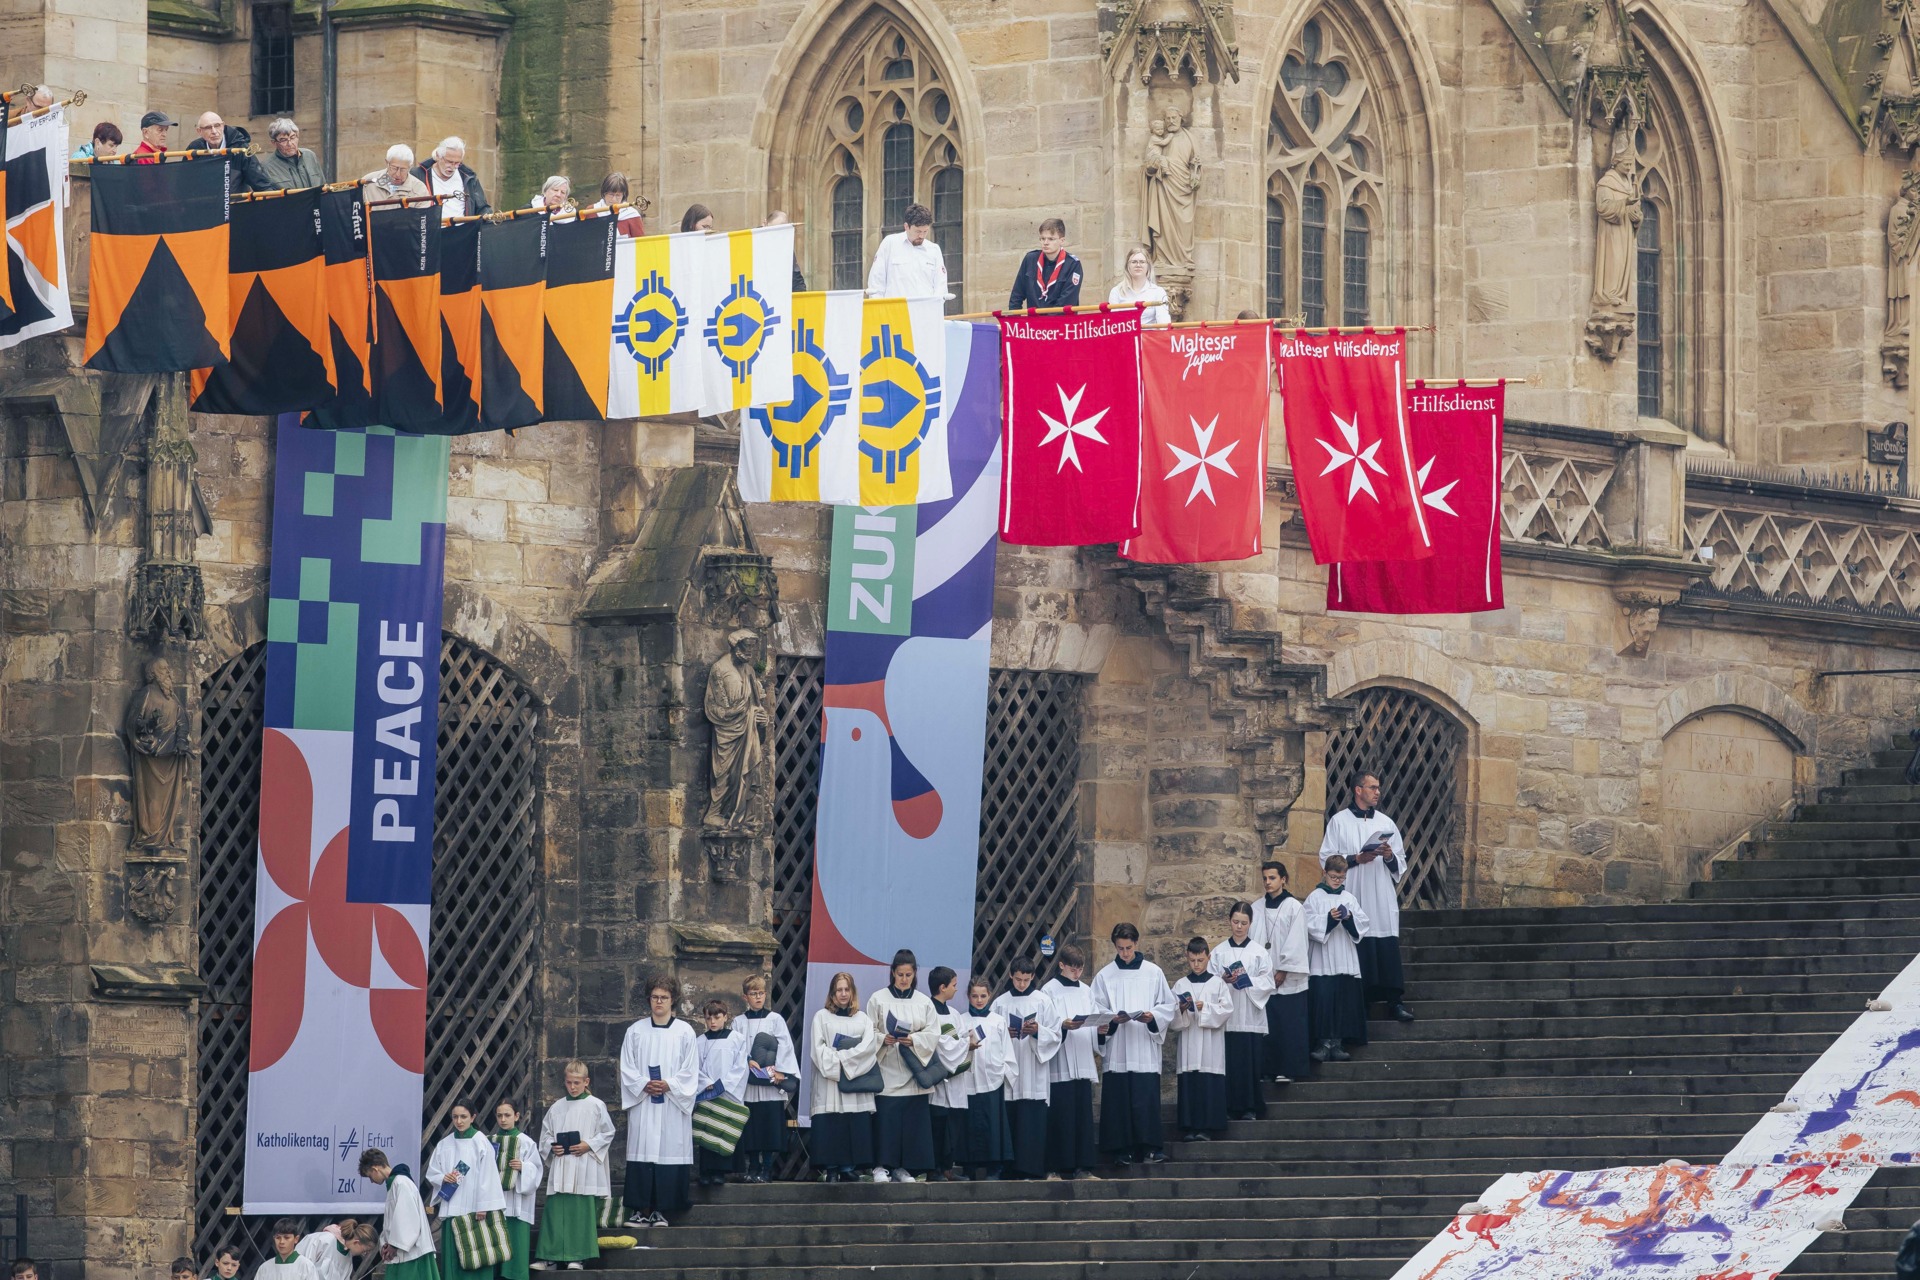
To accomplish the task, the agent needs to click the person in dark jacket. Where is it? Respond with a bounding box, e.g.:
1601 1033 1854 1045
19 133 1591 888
1007 218 1083 310
186 112 273 191
411 137 492 222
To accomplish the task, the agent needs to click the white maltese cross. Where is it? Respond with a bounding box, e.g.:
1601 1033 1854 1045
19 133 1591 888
1037 384 1111 473
1164 416 1240 506
1317 411 1388 502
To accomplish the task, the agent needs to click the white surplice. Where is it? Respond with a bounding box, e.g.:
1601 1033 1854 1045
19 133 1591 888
492 1130 544 1224
294 1232 352 1280
618 1016 699 1166
809 1006 881 1117
1209 937 1276 1033
865 986 941 1097
732 1008 801 1105
955 1006 1016 1096
1170 970 1235 1074
698 1027 749 1104
378 1171 435 1264
425 1130 508 1219
1320 806 1407 938
1252 891 1312 996
927 1001 975 1109
989 987 1062 1103
1089 957 1176 1075
1303 885 1372 977
536 1093 616 1197
1041 977 1102 1084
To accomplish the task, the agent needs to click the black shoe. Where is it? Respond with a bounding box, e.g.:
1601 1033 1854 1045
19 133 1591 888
1309 1041 1330 1063
1330 1043 1352 1062
1392 1002 1416 1023
1113 1153 1135 1167
1180 1131 1203 1142
1144 1150 1170 1164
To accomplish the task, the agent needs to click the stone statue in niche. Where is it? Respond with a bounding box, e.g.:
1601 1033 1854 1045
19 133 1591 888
1143 108 1199 278
125 656 192 851
1584 129 1642 361
702 629 767 831
1884 169 1919 388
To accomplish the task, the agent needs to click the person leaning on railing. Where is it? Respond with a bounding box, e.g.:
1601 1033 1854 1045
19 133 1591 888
256 118 325 189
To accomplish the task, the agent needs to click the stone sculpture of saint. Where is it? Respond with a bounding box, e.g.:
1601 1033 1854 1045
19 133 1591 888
1144 109 1198 274
702 629 766 829
125 657 191 851
1884 170 1919 386
1584 131 1641 359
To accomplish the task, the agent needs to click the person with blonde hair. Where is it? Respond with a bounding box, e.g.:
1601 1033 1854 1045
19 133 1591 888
534 1060 614 1269
294 1220 376 1280
1108 242 1171 325
731 972 799 1182
809 971 880 1182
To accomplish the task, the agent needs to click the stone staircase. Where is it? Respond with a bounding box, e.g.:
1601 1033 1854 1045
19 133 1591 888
600 749 1920 1278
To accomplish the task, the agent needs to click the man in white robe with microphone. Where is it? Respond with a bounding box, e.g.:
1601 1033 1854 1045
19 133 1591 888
1318 768 1416 1023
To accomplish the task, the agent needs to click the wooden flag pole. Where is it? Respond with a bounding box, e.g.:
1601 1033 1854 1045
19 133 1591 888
1406 378 1527 387
77 147 243 164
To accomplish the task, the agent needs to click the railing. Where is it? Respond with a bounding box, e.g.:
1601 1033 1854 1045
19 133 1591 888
0 1194 27 1270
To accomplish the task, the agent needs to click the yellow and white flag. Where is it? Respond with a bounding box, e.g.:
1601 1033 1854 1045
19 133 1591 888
608 230 710 418
856 296 950 505
701 223 795 410
739 290 863 504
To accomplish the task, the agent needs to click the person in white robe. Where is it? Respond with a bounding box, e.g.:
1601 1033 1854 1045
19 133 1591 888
957 977 1017 1179
257 1221 322 1280
359 1149 436 1280
1212 902 1276 1119
1320 768 1414 1022
1090 922 1176 1165
1041 945 1102 1180
731 974 799 1182
491 1100 543 1280
924 966 975 1179
427 1101 511 1280
1171 937 1236 1140
989 957 1062 1178
694 1000 750 1186
809 971 881 1181
1306 855 1373 1062
534 1060 616 1267
865 948 942 1182
1252 860 1312 1084
618 979 699 1228
295 1221 374 1280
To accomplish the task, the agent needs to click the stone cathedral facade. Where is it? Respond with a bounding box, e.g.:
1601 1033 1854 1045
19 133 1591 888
9 0 1920 1271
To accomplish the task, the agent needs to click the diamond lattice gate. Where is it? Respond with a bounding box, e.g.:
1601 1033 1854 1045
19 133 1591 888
195 635 541 1257
1321 685 1467 909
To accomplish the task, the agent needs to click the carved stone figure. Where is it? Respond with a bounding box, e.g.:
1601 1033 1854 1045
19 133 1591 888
126 860 182 924
702 629 767 830
1585 131 1642 360
1884 170 1919 388
125 657 191 851
1144 109 1198 277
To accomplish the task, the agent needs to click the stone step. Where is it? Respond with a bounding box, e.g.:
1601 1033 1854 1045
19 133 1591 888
1256 1073 1803 1105
1345 1009 1855 1044
1412 953 1909 983
1714 855 1920 878
1400 970 1890 1001
1796 801 1920 821
1404 896 1920 930
1689 875 1920 899
1400 992 1876 1022
1257 1089 1783 1117
1841 766 1914 785
1400 924 1920 957
1750 820 1920 841
1182 1110 1752 1143
1745 838 1920 858
1288 1049 1830 1081
1817 784 1920 803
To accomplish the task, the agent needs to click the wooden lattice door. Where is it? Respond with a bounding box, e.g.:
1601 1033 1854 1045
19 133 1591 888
1321 686 1466 909
195 635 541 1257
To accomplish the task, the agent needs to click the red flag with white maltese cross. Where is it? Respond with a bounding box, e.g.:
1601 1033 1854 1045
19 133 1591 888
1276 327 1432 564
1329 381 1506 614
1120 323 1270 563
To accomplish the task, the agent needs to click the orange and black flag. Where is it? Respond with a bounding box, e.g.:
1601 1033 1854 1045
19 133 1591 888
369 203 444 430
84 155 232 372
304 189 376 429
479 213 545 432
541 214 616 421
432 218 483 433
191 188 335 414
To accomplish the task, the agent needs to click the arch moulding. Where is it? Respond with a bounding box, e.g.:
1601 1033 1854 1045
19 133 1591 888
1654 674 1812 752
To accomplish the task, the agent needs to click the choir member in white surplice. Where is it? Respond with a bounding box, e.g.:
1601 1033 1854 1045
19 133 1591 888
534 1060 616 1266
294 1220 374 1280
1305 855 1372 1062
957 976 1017 1179
427 1101 512 1280
924 966 974 1179
1041 944 1101 1179
1171 937 1236 1141
866 949 942 1182
695 1000 749 1187
1320 768 1414 1022
730 974 800 1182
989 956 1063 1179
1091 922 1177 1165
359 1149 436 1280
490 1101 542 1280
1212 902 1276 1119
618 978 699 1228
257 1221 322 1280
1252 860 1312 1084
809 971 881 1181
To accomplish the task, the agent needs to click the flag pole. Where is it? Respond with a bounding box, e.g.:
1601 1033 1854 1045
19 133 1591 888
1407 378 1526 387
76 147 244 163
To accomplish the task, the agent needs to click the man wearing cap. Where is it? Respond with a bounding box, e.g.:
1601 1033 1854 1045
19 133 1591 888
131 111 174 163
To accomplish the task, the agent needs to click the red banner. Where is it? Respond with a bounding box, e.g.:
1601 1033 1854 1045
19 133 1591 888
1277 328 1430 565
1121 323 1269 564
998 307 1143 545
1329 381 1506 614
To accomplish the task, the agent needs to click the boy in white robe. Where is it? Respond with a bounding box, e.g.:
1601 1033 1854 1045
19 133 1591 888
695 999 749 1187
865 948 942 1183
809 971 881 1181
1212 902 1276 1119
294 1221 373 1280
989 956 1062 1179
1171 936 1235 1141
359 1149 436 1280
534 1060 616 1268
1252 860 1312 1084
1321 768 1414 1022
956 976 1016 1180
208 1247 243 1280
731 974 800 1183
618 978 699 1228
1305 854 1373 1062
1041 944 1101 1180
924 966 974 1180
1090 921 1176 1166
255 1222 321 1280
492 1100 543 1280
427 1100 511 1280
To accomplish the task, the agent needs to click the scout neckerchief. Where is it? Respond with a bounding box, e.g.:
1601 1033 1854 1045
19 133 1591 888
1035 250 1068 296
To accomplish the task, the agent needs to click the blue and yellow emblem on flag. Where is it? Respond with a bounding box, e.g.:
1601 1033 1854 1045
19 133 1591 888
857 297 951 505
607 231 710 417
701 224 795 410
738 290 861 503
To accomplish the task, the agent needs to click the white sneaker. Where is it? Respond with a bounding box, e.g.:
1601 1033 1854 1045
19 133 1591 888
564 1263 585 1270
1045 1173 1063 1182
646 1212 669 1228
892 1168 915 1183
530 1263 553 1271
872 1167 892 1183
1273 1074 1292 1084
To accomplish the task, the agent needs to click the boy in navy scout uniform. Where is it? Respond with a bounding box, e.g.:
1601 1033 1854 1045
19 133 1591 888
1008 218 1083 310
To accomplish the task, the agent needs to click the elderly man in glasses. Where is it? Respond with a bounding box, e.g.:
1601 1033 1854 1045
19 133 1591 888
256 118 326 189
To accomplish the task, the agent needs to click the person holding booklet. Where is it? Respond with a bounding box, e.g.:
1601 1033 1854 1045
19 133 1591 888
534 1060 616 1269
731 974 800 1183
1041 945 1102 1181
989 956 1062 1179
865 949 942 1183
925 965 974 1180
426 1100 512 1280
618 977 699 1228
957 976 1017 1180
1212 902 1276 1119
809 971 881 1182
1251 861 1312 1084
359 1149 438 1280
694 1000 750 1187
1090 922 1176 1166
1305 855 1373 1063
1171 936 1235 1141
491 1100 543 1280
1320 768 1415 1022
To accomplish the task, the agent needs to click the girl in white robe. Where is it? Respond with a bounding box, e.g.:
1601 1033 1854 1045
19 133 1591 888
534 1060 616 1266
695 1000 749 1186
1212 902 1276 1119
426 1101 511 1280
359 1149 435 1280
294 1221 374 1280
490 1100 543 1280
618 979 699 1228
1040 945 1101 1179
1306 854 1373 1061
1090 922 1176 1165
957 977 1016 1179
988 957 1062 1179
731 974 800 1182
809 970 881 1181
1172 937 1236 1140
1253 861 1313 1084
865 948 942 1182
924 966 975 1179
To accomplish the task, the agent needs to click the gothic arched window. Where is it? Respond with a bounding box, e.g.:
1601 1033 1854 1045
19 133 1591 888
830 172 864 290
1636 196 1663 418
1301 183 1328 325
1343 203 1371 324
1265 197 1287 318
